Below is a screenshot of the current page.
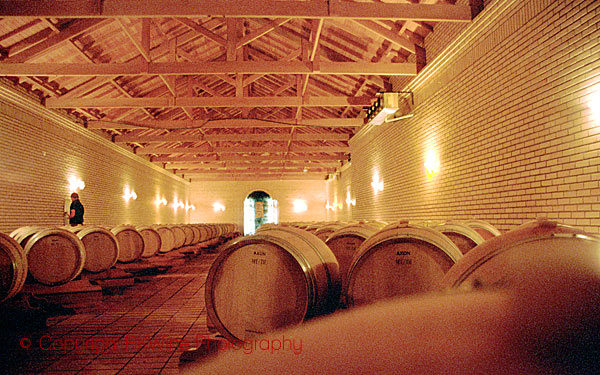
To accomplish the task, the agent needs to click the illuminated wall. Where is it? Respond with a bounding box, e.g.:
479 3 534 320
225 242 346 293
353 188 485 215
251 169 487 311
0 81 190 233
189 180 328 229
331 0 600 233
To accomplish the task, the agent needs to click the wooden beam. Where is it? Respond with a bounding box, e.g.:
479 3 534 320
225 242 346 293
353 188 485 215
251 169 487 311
136 145 349 154
153 154 344 162
46 96 372 108
190 174 326 181
163 161 340 169
115 132 350 143
328 1 472 21
0 61 418 76
236 18 291 49
3 18 106 63
353 20 416 55
88 117 362 129
117 18 151 62
174 17 227 46
0 1 472 22
177 166 335 173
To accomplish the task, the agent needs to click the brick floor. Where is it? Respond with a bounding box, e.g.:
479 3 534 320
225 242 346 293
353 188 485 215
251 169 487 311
7 251 219 375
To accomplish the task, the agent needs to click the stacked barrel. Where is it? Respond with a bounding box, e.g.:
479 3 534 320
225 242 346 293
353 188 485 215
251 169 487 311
189 219 600 375
206 218 505 343
0 223 239 301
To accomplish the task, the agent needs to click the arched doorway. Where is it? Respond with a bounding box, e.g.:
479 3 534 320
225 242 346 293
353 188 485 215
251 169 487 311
243 190 278 235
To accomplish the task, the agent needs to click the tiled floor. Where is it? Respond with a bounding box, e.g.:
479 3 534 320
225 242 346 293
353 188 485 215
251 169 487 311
6 250 219 375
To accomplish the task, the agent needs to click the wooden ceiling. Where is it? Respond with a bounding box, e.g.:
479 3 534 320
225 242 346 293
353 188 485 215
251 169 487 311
0 0 481 181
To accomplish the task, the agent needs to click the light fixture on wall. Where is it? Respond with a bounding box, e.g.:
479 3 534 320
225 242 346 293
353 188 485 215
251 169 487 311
371 172 384 193
171 197 184 211
424 149 440 178
213 202 225 212
293 199 308 213
346 191 356 206
68 176 85 192
155 195 167 207
123 186 137 201
588 88 600 125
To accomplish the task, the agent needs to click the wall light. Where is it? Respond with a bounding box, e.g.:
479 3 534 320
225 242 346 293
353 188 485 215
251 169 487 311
171 198 184 211
155 195 167 207
123 186 137 201
589 89 600 125
293 199 308 213
346 191 356 206
371 172 384 193
185 202 196 211
424 149 440 178
213 202 225 212
68 176 85 192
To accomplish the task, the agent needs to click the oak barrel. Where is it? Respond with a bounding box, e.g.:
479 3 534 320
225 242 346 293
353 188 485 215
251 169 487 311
182 247 600 375
434 222 485 255
11 227 86 285
190 225 201 244
182 226 195 246
72 226 119 272
346 223 462 307
170 226 187 249
110 225 144 263
0 233 28 303
136 226 162 258
205 226 340 344
463 219 501 240
155 226 175 253
313 223 345 242
324 223 379 297
442 219 599 290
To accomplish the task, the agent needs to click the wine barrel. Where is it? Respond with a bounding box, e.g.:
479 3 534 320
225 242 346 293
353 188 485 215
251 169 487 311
136 226 162 258
11 227 86 285
0 233 28 303
10 225 45 248
346 223 462 307
313 223 345 242
155 226 175 253
110 226 144 263
434 222 485 255
205 226 340 344
463 219 501 240
170 226 187 249
324 223 379 297
364 220 388 229
182 226 195 246
190 225 201 244
72 226 119 272
442 220 599 290
182 247 600 375
196 224 212 243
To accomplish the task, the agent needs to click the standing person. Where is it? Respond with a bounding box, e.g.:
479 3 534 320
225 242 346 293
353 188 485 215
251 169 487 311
68 192 84 226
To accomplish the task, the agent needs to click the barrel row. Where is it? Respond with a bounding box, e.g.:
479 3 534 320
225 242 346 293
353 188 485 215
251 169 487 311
187 219 600 375
1 223 239 298
207 219 502 343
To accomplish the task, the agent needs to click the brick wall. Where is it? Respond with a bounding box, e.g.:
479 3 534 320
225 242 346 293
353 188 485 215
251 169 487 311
0 81 190 233
334 0 600 233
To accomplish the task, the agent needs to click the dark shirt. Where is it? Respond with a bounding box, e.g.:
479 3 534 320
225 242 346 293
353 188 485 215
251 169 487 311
69 199 84 225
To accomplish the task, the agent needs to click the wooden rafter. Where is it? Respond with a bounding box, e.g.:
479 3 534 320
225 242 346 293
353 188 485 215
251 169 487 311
136 145 349 154
0 1 473 22
46 95 373 108
115 132 350 143
87 117 361 129
0 61 418 76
